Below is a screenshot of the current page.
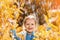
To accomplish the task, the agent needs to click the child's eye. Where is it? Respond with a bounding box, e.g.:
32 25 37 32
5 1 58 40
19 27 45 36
27 24 29 25
31 24 34 25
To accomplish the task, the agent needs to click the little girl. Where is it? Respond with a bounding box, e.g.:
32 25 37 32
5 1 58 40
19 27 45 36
17 14 39 40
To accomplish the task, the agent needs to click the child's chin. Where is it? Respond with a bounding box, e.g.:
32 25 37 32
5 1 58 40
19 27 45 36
27 30 33 33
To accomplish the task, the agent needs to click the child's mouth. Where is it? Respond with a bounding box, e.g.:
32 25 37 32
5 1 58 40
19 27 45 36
28 28 33 30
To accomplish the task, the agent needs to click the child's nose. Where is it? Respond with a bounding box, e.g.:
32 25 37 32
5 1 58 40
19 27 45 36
29 25 31 27
29 24 32 27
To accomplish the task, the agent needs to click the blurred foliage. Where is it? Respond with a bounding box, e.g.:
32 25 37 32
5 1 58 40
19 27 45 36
0 0 60 40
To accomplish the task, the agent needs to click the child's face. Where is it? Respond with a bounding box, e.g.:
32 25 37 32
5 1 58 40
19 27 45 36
24 18 36 33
